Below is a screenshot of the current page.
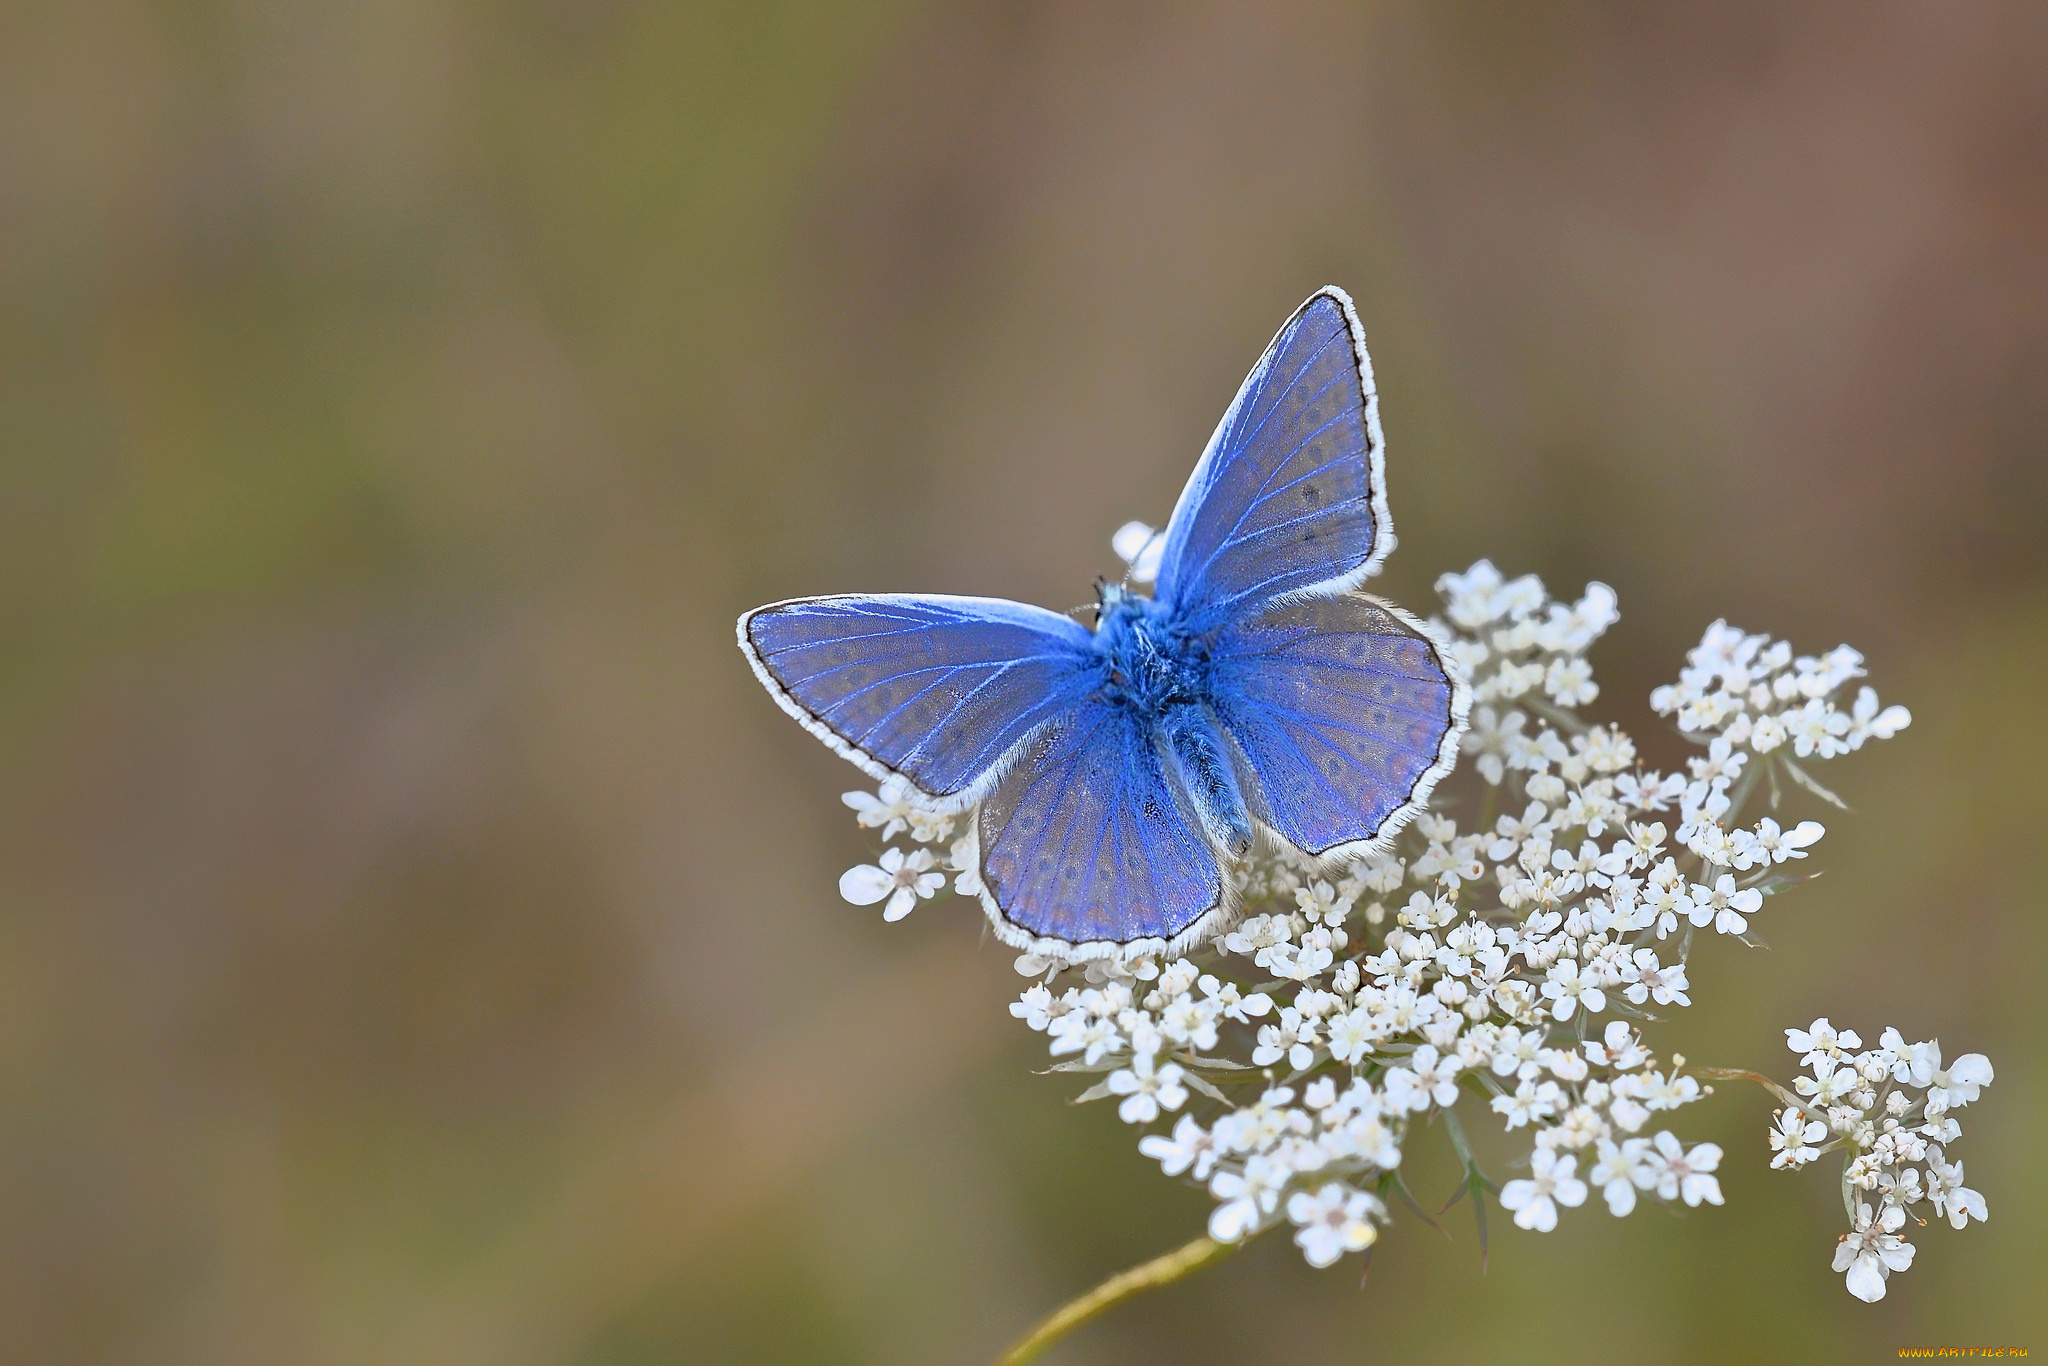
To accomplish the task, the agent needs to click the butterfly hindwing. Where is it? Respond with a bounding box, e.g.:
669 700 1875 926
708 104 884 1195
740 594 1098 806
976 701 1225 949
1154 288 1389 622
1209 592 1463 860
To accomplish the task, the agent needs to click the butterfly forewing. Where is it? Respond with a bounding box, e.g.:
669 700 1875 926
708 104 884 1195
1154 290 1388 622
740 594 1097 804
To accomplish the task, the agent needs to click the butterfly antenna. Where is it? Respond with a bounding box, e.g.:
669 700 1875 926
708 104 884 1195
1117 529 1166 592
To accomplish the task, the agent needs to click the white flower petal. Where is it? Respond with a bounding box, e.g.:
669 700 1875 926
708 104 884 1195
838 865 893 905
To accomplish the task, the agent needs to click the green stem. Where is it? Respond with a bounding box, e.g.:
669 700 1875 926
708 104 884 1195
994 1232 1242 1365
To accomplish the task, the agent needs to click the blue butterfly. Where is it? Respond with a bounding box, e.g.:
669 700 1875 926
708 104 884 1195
739 287 1469 960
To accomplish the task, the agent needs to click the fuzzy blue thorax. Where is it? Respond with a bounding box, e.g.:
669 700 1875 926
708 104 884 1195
1091 584 1255 859
1091 584 1207 712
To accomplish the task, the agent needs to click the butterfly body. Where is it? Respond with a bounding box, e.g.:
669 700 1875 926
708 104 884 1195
1090 583 1255 859
739 287 1469 961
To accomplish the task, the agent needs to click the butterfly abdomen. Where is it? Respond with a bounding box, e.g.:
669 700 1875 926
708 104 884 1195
1157 705 1255 860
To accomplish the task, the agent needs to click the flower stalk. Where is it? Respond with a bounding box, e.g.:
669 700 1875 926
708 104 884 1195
993 1233 1241 1366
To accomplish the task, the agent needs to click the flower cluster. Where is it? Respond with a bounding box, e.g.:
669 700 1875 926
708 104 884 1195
829 539 1988 1302
1651 622 1912 763
1767 1019 1993 1301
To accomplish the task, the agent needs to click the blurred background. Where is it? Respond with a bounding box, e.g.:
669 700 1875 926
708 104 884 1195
2 2 2044 1362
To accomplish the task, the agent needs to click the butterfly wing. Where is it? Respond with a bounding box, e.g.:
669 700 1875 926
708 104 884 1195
1150 286 1466 862
1154 287 1390 623
739 594 1098 809
1208 592 1466 861
974 700 1226 954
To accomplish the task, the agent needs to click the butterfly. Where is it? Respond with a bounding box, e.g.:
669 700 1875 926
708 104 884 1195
739 287 1469 961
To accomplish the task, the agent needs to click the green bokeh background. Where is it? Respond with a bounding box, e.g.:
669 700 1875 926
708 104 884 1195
2 3 2043 1362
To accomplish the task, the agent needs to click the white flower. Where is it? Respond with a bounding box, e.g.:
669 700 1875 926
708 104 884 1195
1550 1104 1607 1150
1847 686 1911 745
905 805 953 843
1209 1155 1287 1242
1833 1201 1914 1302
1294 879 1352 926
1200 975 1273 1022
1139 1115 1219 1180
1489 801 1551 861
1107 1053 1188 1124
1159 994 1219 1051
1621 949 1690 1007
1689 873 1762 936
1794 1057 1859 1107
1615 772 1685 813
1047 1011 1121 1067
1786 697 1851 758
1212 1086 1298 1155
1286 1183 1384 1267
1584 1020 1649 1070
1157 959 1199 999
1438 559 1537 629
1926 1153 1988 1230
1541 960 1606 1021
1462 706 1527 785
1609 1093 1649 1135
1643 860 1694 938
1326 1009 1377 1066
1253 1007 1320 1071
1010 984 1057 1031
1225 914 1291 959
838 846 944 921
1636 1071 1701 1112
1748 817 1824 865
1768 1108 1827 1169
1500 1148 1588 1231
1545 655 1598 706
1535 582 1619 654
1267 930 1336 982
1642 1131 1723 1206
1686 736 1747 786
1490 1025 1544 1081
1926 1050 1994 1111
1589 1137 1650 1215
1384 1045 1462 1112
840 778 919 837
1786 1018 1861 1066
1492 1079 1562 1130
949 833 983 895
1575 726 1636 774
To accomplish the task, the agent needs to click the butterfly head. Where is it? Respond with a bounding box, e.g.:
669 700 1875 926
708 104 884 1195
1094 577 1138 618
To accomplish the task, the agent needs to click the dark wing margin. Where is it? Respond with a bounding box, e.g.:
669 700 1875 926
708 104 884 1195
738 594 1099 811
1152 287 1391 624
